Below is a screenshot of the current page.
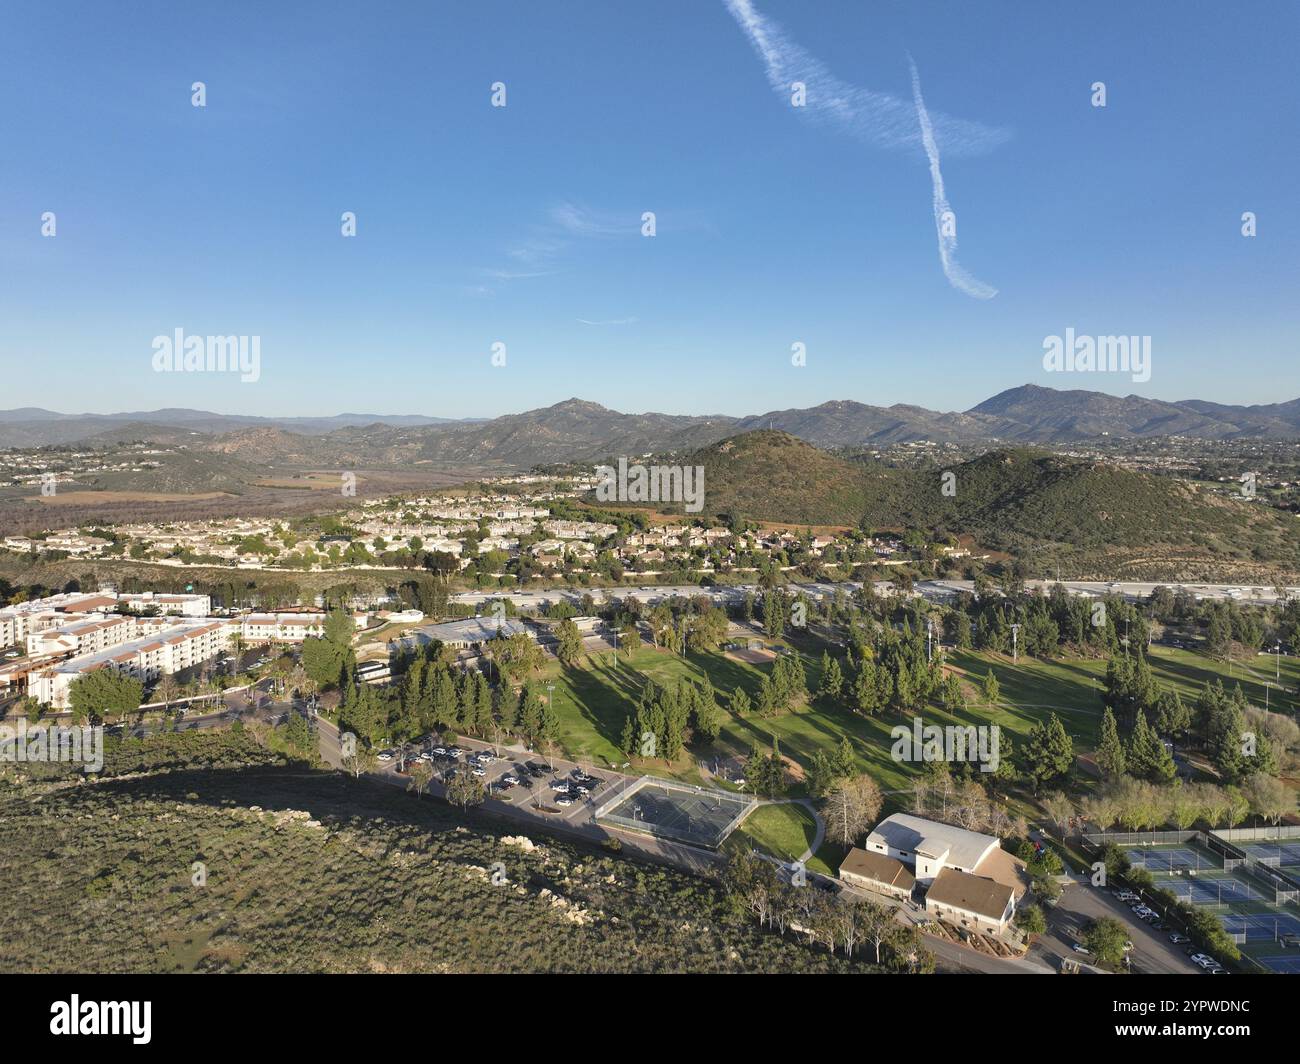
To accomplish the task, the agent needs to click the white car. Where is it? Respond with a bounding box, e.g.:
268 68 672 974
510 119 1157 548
1190 953 1216 968
555 795 573 807
376 751 394 762
1072 943 1090 954
471 766 486 777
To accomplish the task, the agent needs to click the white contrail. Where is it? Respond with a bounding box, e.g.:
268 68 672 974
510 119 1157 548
722 0 1009 158
908 55 997 300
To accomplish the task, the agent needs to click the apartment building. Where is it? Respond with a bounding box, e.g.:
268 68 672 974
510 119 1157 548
29 620 232 709
26 614 173 658
239 613 329 642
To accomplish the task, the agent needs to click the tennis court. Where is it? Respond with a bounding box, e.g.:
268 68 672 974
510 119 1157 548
1248 951 1300 973
1119 841 1300 973
1126 843 1221 874
594 776 756 849
1220 910 1300 943
1162 872 1258 907
1244 840 1300 869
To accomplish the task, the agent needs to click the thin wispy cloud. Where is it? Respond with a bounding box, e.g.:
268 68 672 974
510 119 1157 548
481 202 640 286
722 0 1009 158
909 55 997 300
550 203 634 238
577 317 639 326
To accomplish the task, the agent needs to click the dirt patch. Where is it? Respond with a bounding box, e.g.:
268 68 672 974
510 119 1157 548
29 490 232 505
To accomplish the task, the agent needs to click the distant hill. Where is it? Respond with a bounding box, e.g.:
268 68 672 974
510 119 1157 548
666 432 1300 574
682 431 891 525
0 408 471 447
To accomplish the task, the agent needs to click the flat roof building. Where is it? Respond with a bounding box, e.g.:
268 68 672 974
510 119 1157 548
864 812 1002 885
398 616 530 651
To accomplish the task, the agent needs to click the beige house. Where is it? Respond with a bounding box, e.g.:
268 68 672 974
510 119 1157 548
838 847 916 901
924 867 1017 934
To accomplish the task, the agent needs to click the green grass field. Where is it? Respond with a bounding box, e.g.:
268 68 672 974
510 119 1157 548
726 802 819 864
534 640 1300 797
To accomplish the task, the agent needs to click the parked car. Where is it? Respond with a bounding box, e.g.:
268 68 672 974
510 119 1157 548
1169 933 1190 944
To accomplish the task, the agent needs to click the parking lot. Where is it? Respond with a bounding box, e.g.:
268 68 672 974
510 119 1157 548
375 734 627 829
1038 879 1204 974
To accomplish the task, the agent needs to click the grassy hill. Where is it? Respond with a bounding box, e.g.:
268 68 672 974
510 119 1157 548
0 730 872 974
682 430 898 525
672 433 1300 577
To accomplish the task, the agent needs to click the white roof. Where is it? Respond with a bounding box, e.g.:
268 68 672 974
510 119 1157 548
866 813 1000 871
415 617 529 643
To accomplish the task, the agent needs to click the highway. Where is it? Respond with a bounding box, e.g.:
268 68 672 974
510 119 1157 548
448 577 1299 612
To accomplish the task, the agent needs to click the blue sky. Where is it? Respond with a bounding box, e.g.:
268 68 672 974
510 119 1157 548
1 0 1296 418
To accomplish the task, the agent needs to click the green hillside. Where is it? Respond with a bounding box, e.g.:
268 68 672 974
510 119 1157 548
673 433 1300 576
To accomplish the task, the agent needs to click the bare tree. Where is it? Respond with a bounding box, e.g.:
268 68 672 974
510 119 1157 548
823 775 883 849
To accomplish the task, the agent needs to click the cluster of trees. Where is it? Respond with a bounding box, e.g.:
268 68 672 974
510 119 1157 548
299 608 358 689
816 619 944 718
619 677 723 762
748 653 810 717
343 638 566 753
805 736 858 799
1096 706 1176 783
907 762 1030 840
742 740 787 797
67 669 144 725
721 852 932 970
1101 651 1294 783
638 600 729 655
1047 772 1295 835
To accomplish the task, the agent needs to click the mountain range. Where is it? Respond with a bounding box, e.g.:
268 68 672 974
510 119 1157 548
4 385 1300 462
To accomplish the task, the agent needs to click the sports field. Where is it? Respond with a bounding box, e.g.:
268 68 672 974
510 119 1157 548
535 640 1300 794
595 776 756 849
1121 841 1300 973
1244 839 1300 872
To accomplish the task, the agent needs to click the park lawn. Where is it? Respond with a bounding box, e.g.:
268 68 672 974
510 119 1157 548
949 644 1300 732
727 802 820 867
535 641 1298 800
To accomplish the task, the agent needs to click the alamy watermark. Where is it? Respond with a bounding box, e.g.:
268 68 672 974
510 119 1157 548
595 457 705 513
890 716 1000 773
1042 327 1150 383
0 720 104 773
152 328 261 383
